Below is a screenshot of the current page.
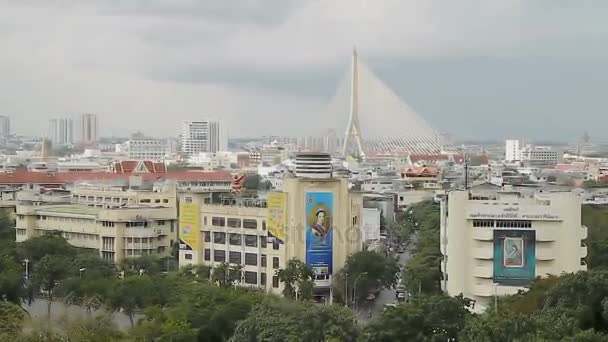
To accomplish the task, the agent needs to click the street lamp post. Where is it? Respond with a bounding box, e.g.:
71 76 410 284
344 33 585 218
23 258 30 280
79 268 86 279
353 272 368 312
493 283 499 314
345 272 349 307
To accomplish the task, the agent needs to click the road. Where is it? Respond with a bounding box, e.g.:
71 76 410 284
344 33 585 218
356 245 414 322
23 299 142 330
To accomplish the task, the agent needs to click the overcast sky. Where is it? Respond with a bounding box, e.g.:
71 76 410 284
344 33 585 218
1 1 607 142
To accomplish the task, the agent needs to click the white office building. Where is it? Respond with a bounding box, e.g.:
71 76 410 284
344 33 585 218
49 118 74 146
440 187 588 312
181 120 228 157
505 139 521 162
505 139 560 165
125 139 168 161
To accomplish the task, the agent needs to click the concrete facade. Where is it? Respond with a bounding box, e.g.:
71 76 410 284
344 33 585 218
440 190 588 311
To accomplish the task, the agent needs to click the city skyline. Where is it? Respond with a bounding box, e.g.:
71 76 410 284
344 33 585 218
1 2 608 141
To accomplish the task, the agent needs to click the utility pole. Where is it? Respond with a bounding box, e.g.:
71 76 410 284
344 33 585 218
345 272 349 306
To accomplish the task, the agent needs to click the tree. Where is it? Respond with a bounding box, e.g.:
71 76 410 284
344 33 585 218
31 254 72 318
332 251 399 304
243 175 260 190
363 294 472 341
0 255 26 305
119 255 163 275
108 275 156 327
276 258 314 300
581 205 608 270
211 262 243 288
0 301 25 338
17 233 76 263
131 306 198 342
230 301 360 342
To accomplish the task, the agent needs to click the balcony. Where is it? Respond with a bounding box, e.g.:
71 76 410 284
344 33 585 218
471 228 493 241
536 245 555 261
580 244 588 258
580 225 588 240
472 263 493 278
535 228 557 242
472 247 493 260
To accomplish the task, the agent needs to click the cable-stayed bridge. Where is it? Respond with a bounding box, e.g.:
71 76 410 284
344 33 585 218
327 49 458 159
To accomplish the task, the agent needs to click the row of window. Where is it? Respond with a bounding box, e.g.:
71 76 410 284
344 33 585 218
205 232 279 250
37 216 93 223
204 249 279 269
74 196 170 204
209 217 263 229
472 219 533 228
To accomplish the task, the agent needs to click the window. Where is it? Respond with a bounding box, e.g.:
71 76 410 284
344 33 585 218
243 219 257 229
213 232 226 244
157 220 165 226
140 199 151 203
214 250 226 262
244 235 257 247
272 275 279 288
495 220 532 228
245 253 257 266
472 220 494 228
261 254 267 267
260 236 267 248
203 216 207 225
185 196 193 204
204 231 211 242
244 271 257 285
262 220 266 230
212 217 226 227
227 218 241 228
273 240 280 250
229 234 242 246
261 273 267 286
204 249 211 261
229 251 241 264
185 253 193 260
273 257 279 269
155 199 161 203
163 199 169 203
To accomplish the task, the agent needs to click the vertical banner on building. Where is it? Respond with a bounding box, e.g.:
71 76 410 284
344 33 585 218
493 230 536 285
267 192 287 244
305 192 333 275
179 203 200 251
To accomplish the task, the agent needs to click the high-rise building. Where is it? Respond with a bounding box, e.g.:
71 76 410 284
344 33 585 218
0 115 10 137
79 113 98 146
124 139 168 161
181 120 227 157
505 139 521 162
440 188 587 312
48 118 74 146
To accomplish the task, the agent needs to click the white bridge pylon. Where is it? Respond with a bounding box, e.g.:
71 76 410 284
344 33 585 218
339 48 456 158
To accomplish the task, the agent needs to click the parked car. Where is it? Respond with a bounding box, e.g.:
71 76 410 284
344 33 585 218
397 292 407 302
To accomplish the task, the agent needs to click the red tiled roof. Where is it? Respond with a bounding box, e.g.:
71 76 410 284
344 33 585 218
0 170 231 185
403 167 439 177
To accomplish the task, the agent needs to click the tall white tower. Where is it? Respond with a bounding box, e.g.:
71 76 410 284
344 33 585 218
341 47 366 159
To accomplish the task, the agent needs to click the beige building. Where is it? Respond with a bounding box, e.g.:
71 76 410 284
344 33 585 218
179 176 363 301
441 188 588 312
70 180 177 209
16 204 177 263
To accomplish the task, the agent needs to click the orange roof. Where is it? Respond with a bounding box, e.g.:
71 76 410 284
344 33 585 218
403 167 439 177
0 170 231 185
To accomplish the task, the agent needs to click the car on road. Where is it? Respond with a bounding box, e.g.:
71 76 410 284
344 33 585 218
397 292 407 302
